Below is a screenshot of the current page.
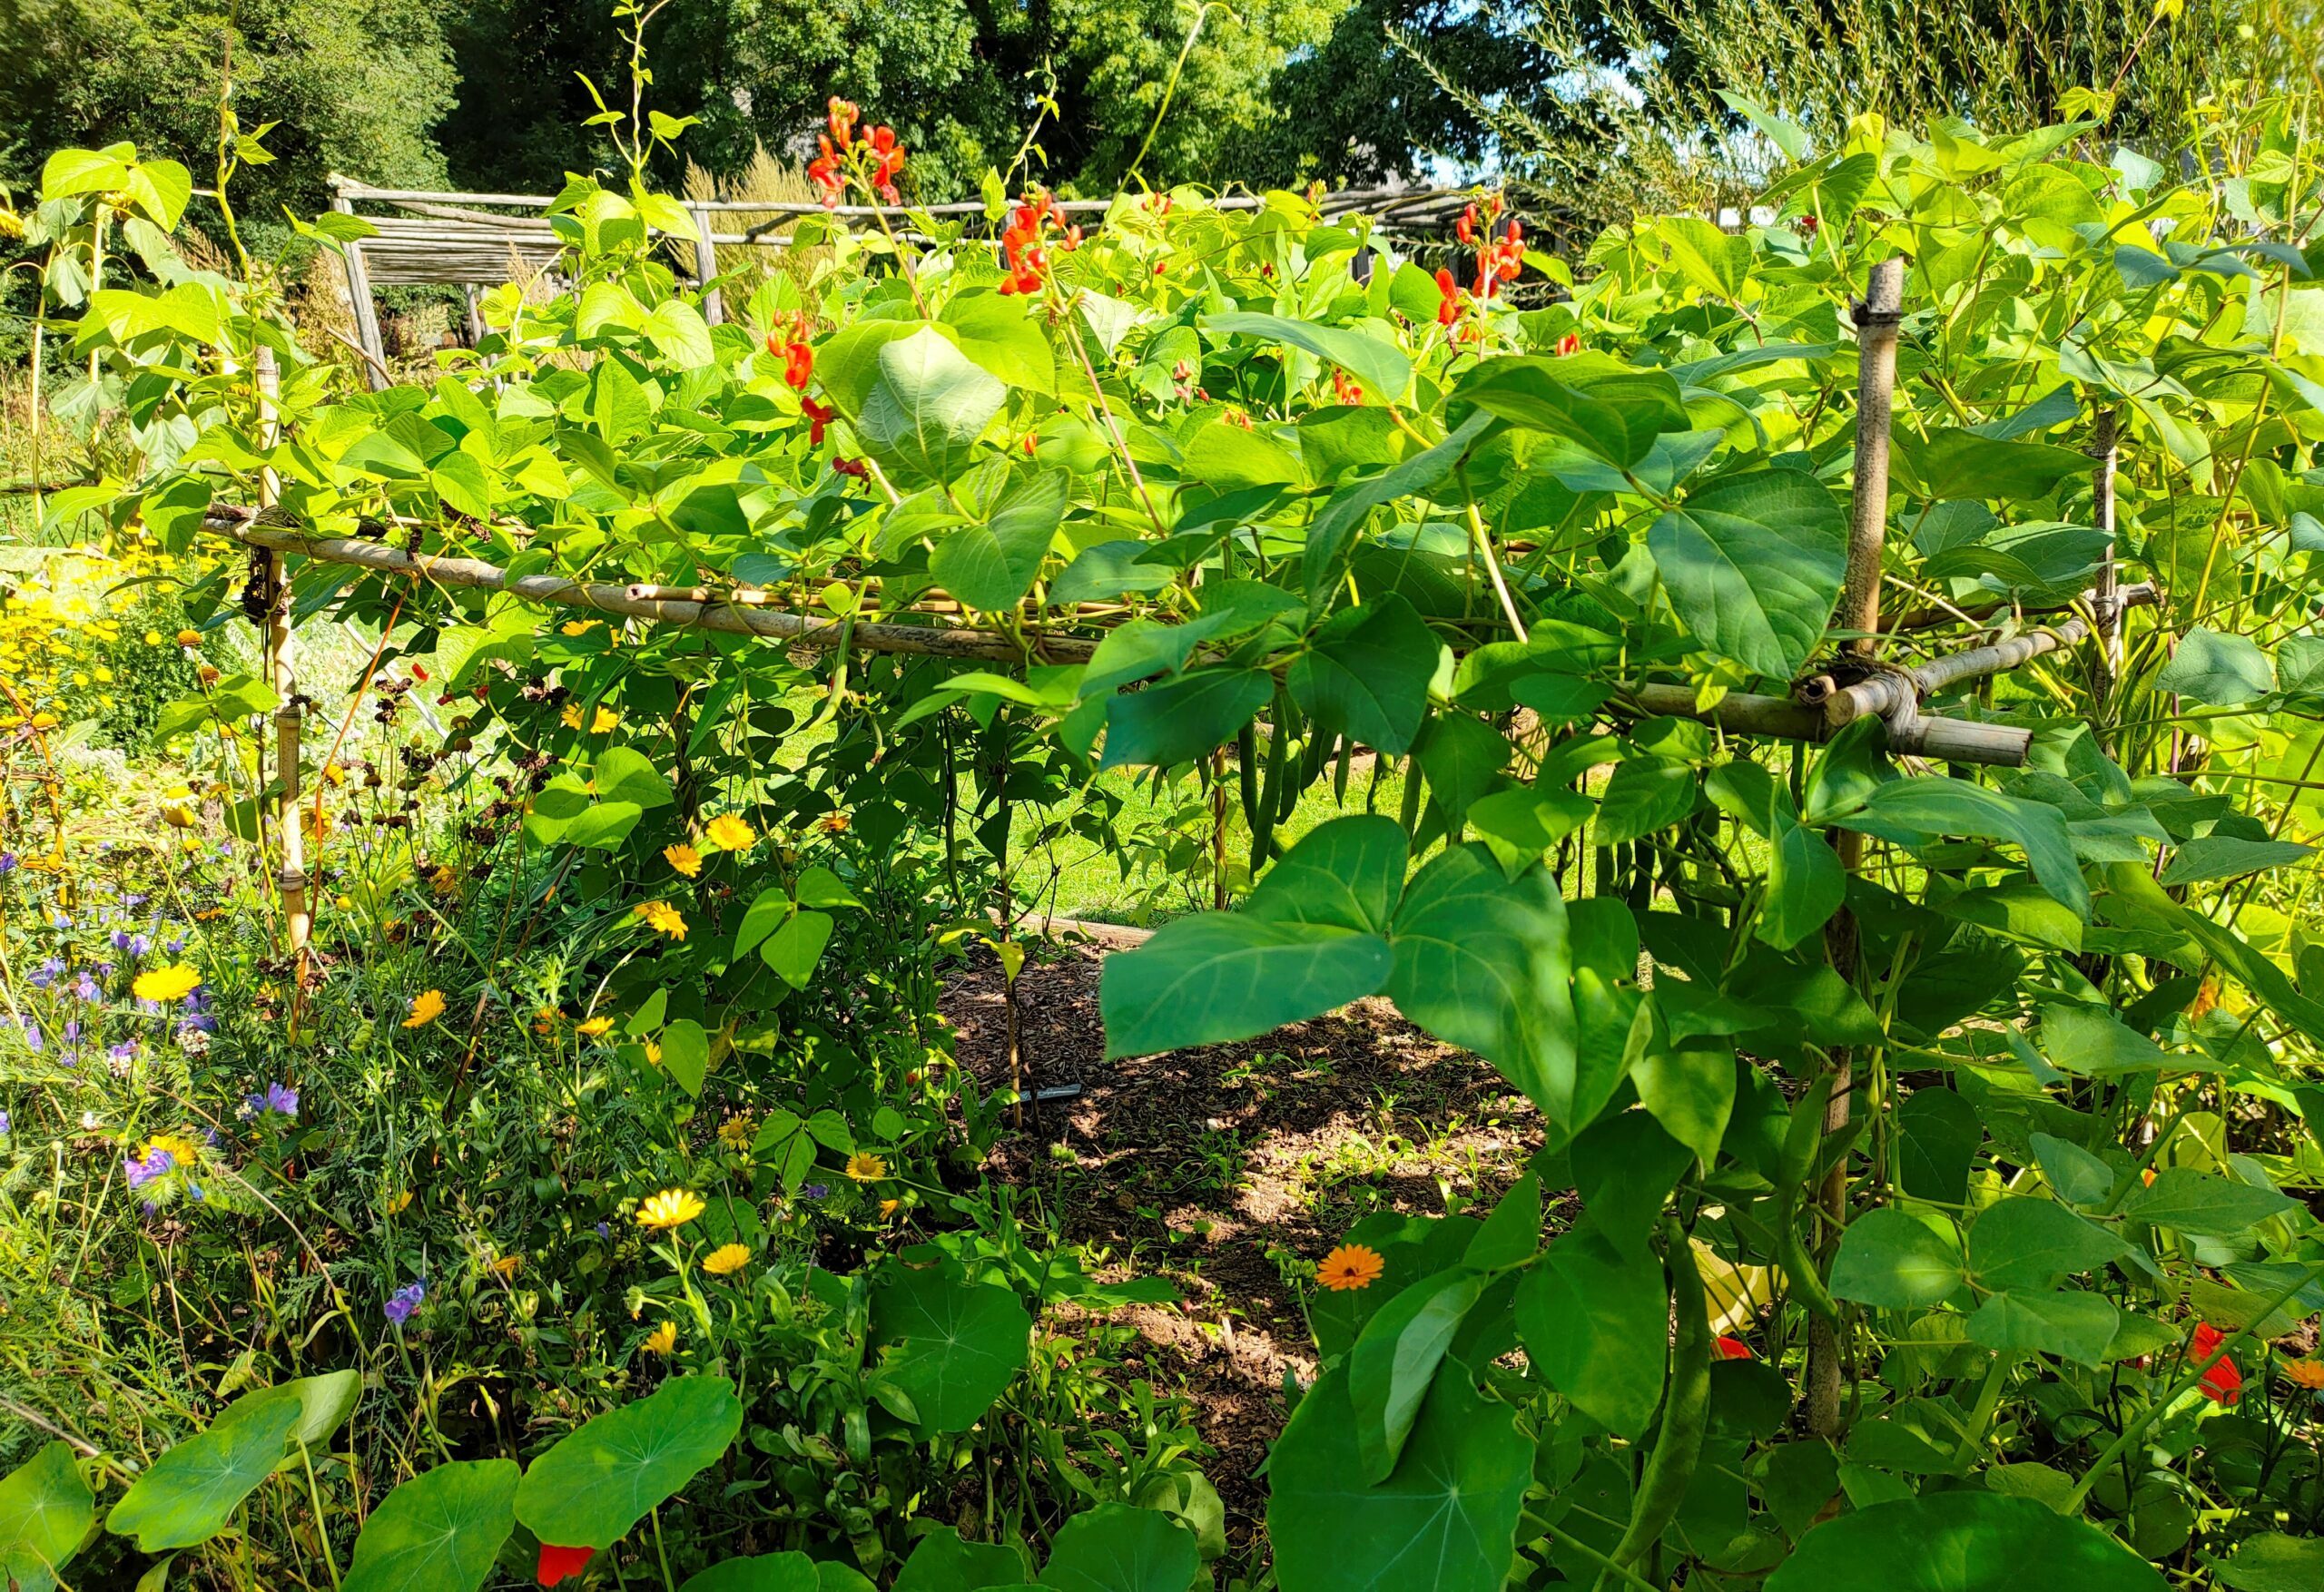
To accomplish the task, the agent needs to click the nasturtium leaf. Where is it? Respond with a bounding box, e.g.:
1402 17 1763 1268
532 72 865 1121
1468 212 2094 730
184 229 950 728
1968 1198 2132 1292
342 1459 519 1592
868 1269 1031 1433
1102 913 1392 1057
2153 626 2274 707
678 1552 820 1592
1349 1268 1489 1480
1288 594 1438 753
893 1525 1027 1590
1266 1364 1530 1592
1649 468 1846 679
931 469 1068 611
1202 312 1412 406
1385 845 1573 1115
1245 816 1408 934
1100 668 1271 770
1828 1207 1963 1309
109 1389 301 1551
1516 1226 1668 1439
0 1441 94 1592
1040 1502 1201 1592
513 1377 744 1551
1766 1490 2165 1592
855 327 1007 484
2120 1166 2296 1235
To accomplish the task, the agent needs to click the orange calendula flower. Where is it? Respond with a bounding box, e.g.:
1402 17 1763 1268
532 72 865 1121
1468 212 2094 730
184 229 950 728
643 1320 677 1355
174 629 201 648
704 814 755 851
702 1243 752 1276
2284 1358 2324 1390
636 1188 705 1229
403 988 447 1028
664 842 703 878
845 1151 888 1183
1317 1243 1385 1292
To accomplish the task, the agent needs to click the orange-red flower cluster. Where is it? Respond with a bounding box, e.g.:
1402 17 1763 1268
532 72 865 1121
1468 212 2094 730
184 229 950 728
2191 1321 2243 1405
998 191 1080 296
1331 368 1364 405
1456 196 1524 299
766 314 814 389
808 97 906 206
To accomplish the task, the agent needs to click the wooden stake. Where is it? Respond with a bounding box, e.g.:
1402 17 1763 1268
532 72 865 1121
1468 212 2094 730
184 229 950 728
331 190 391 392
2090 408 2122 705
691 206 724 327
1808 255 1904 1440
254 348 310 960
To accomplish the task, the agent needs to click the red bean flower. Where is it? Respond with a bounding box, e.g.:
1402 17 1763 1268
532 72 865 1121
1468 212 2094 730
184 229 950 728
802 396 836 447
537 1543 596 1587
2191 1321 2243 1405
1433 267 1462 327
1713 1335 1754 1361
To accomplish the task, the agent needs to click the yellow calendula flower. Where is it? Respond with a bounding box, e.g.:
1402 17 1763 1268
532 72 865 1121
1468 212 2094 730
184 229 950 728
143 1133 202 1168
704 814 755 851
175 629 201 648
716 1115 755 1149
387 1189 415 1214
636 1188 705 1230
2285 1359 2324 1391
323 761 347 787
132 965 202 1003
576 1016 615 1037
403 988 447 1028
635 900 687 939
429 865 461 897
879 1198 901 1218
591 706 621 734
844 1152 888 1184
560 619 600 637
560 703 585 730
490 1253 522 1277
643 1320 677 1355
663 843 703 878
702 1243 752 1276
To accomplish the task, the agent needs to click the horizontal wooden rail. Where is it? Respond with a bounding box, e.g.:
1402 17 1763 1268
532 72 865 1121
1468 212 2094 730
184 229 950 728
201 509 1098 664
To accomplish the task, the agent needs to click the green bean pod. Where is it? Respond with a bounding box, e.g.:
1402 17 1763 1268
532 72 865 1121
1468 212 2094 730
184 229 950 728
1773 1088 1840 1322
1251 697 1290 867
1237 721 1261 832
1612 1220 1711 1569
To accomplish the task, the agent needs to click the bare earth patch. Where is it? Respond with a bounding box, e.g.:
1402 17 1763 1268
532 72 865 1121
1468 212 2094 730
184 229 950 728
941 939 1537 1544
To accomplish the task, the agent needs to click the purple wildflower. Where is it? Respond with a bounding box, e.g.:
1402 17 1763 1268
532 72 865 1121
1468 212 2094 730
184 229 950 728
385 1281 426 1325
248 1083 299 1117
0 852 16 873
801 1183 831 1200
125 1146 176 1188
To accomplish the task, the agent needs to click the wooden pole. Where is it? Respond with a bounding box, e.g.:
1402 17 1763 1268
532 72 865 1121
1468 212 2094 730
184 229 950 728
331 190 391 392
691 206 723 327
253 349 310 960
2090 408 2122 707
1808 255 1904 1440
462 283 486 348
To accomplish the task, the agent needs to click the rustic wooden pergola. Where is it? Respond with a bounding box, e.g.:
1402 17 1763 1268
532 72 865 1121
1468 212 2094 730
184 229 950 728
326 175 1485 388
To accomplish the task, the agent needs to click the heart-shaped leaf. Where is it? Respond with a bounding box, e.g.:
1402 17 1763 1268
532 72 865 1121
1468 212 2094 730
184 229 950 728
513 1377 744 1551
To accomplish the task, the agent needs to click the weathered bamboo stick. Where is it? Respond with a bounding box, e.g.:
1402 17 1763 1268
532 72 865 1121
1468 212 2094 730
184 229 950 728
1880 579 2157 634
331 194 391 394
1617 685 2032 766
1809 255 1905 1443
252 350 310 958
2091 408 2123 693
199 511 1098 664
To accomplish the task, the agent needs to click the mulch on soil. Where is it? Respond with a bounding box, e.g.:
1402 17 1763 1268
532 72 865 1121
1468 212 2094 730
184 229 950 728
940 937 1537 1544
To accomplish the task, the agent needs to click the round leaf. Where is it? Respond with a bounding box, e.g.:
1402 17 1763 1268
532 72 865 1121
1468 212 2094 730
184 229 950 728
343 1459 518 1592
869 1270 1031 1434
514 1376 744 1551
1766 1491 2164 1592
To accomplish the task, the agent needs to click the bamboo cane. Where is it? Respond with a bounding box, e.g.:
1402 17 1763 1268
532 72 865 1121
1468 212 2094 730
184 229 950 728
252 350 310 959
1807 255 1904 1441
